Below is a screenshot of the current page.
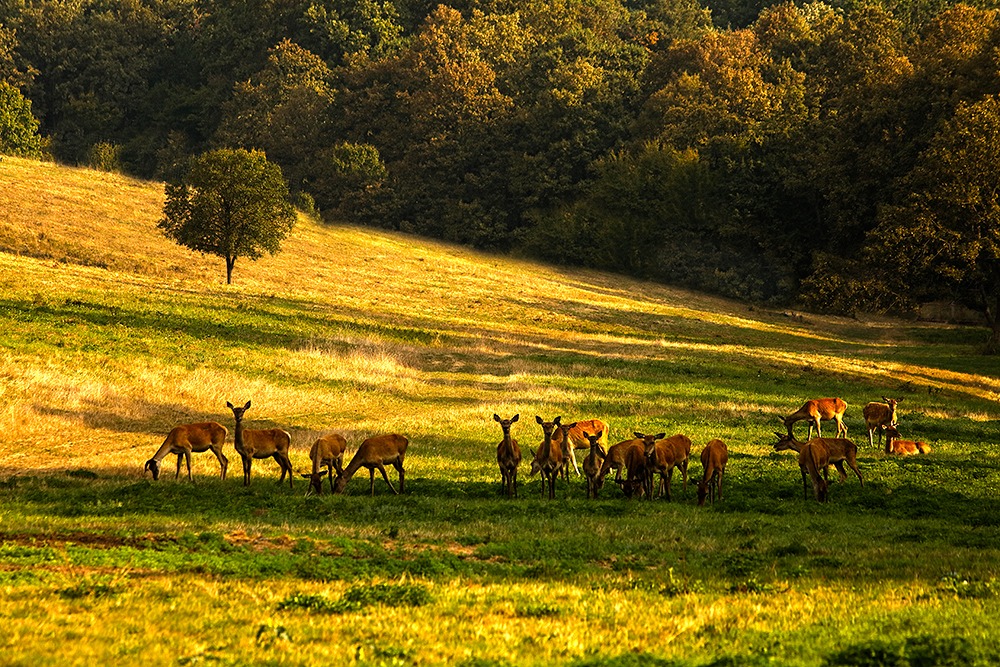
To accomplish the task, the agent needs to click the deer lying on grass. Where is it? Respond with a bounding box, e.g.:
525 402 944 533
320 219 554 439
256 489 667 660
333 433 409 495
596 438 641 496
882 425 931 456
301 433 347 495
863 397 900 448
782 397 848 439
799 440 830 502
553 419 609 477
697 439 728 507
494 414 522 498
581 431 607 499
529 416 565 500
144 421 229 481
227 401 293 488
772 432 863 487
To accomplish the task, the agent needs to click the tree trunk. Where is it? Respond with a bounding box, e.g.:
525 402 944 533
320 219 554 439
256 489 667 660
226 256 235 285
984 291 1000 354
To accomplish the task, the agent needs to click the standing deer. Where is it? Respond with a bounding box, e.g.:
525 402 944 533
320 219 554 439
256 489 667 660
529 416 564 500
782 398 848 439
636 431 677 500
772 432 864 487
863 397 900 448
799 440 830 502
882 425 931 456
301 433 347 495
144 422 229 481
333 433 409 495
621 440 650 499
596 437 641 496
697 439 728 507
494 414 522 498
226 400 294 488
581 431 607 499
553 419 609 477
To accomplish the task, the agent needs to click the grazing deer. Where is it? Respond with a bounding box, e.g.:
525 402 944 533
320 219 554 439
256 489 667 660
772 432 863 487
799 440 830 502
782 397 848 439
596 438 641 496
863 397 900 448
621 440 650 499
529 416 565 500
144 421 229 481
301 433 347 495
494 414 522 498
882 425 931 456
333 433 409 495
697 439 728 507
553 419 609 477
226 400 294 488
581 431 607 499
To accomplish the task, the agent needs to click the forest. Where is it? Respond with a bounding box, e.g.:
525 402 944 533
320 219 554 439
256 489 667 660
3 0 1000 342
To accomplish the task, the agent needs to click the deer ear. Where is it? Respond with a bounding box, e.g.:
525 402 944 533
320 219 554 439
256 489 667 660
536 416 543 425
595 430 603 439
583 431 591 439
554 416 562 425
634 432 644 439
300 473 311 478
656 433 665 440
493 414 501 422
511 414 519 423
226 401 234 409
243 400 252 410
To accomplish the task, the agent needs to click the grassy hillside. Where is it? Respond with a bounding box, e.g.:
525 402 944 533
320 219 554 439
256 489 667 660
0 155 999 666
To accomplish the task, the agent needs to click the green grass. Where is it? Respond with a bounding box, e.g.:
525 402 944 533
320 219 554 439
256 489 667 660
1 156 1000 665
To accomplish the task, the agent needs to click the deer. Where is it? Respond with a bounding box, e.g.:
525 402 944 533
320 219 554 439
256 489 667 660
781 397 848 439
581 430 607 499
333 433 409 495
799 440 830 502
144 421 229 482
552 419 609 477
697 439 728 507
596 437 642 496
620 440 650 499
882 425 931 456
300 433 347 495
863 397 901 448
493 414 522 498
637 432 689 500
662 433 692 494
226 400 294 488
772 432 863 487
529 416 564 500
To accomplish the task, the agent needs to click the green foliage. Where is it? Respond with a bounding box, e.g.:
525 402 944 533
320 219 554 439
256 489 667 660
0 81 44 157
158 148 295 284
277 583 432 614
86 142 122 172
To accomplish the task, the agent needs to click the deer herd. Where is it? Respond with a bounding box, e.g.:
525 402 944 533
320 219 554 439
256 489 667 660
143 396 926 503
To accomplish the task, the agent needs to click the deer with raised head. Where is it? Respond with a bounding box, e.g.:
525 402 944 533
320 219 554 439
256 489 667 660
636 431 683 500
494 414 522 498
300 433 347 495
529 416 564 500
772 432 863 487
882 425 931 456
782 397 848 439
863 397 901 448
581 430 607 499
226 400 294 488
697 439 728 507
596 437 641 496
799 440 830 502
144 421 229 482
333 433 409 495
553 419 609 477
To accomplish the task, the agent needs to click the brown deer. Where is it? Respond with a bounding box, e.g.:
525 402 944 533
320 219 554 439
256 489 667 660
882 425 931 456
782 397 848 439
226 400 294 488
772 432 863 487
662 433 692 494
621 440 650 499
529 416 565 500
596 437 641 496
144 422 228 481
494 414 522 498
333 433 409 495
799 440 830 502
697 439 728 507
553 419 609 477
638 432 688 500
300 433 347 495
581 430 607 499
863 397 901 448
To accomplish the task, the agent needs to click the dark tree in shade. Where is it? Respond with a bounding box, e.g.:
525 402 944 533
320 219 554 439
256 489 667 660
159 148 295 284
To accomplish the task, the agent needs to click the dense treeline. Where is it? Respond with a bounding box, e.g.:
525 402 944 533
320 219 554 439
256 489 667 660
3 0 1000 346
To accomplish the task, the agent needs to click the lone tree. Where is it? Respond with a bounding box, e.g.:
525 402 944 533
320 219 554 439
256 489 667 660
159 148 296 284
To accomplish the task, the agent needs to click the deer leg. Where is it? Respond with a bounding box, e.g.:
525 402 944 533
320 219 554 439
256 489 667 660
681 461 689 491
213 448 228 481
717 469 724 500
242 455 252 486
174 454 183 480
800 466 809 500
375 463 397 495
184 451 193 482
566 444 581 476
368 467 376 496
283 454 294 489
834 461 848 483
394 461 404 494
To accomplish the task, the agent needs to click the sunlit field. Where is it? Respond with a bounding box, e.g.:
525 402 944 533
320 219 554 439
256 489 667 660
1 156 999 666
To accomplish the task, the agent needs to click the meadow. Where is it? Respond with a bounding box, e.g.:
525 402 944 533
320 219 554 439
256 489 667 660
1 155 999 666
